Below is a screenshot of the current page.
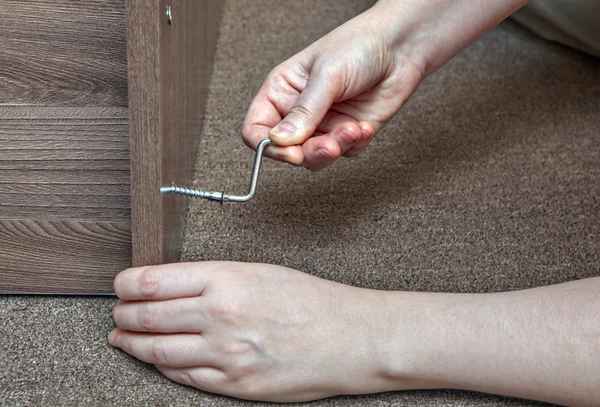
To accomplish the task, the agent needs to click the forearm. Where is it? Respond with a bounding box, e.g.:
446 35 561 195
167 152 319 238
381 277 600 406
369 0 530 76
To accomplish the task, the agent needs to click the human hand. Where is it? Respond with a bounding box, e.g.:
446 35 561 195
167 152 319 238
242 5 424 171
109 262 398 402
243 0 529 171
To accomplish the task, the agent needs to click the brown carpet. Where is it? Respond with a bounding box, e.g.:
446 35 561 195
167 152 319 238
2 1 599 405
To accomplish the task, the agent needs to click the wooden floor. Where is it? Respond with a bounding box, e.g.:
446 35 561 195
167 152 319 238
0 0 131 293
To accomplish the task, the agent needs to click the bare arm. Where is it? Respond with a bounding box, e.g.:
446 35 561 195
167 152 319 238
382 277 600 406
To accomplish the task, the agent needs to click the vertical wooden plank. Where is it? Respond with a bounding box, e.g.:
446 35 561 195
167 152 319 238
127 0 223 266
126 0 162 266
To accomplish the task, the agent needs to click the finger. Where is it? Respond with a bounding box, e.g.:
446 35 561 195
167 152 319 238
265 139 305 165
315 110 358 134
243 102 304 165
302 122 362 171
301 134 341 170
156 365 228 394
342 121 375 158
114 262 213 301
113 297 207 333
108 328 217 368
243 67 307 165
269 67 340 146
326 122 362 155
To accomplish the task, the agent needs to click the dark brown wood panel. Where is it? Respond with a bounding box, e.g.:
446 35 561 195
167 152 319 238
0 106 130 221
0 0 128 106
127 0 223 266
0 219 131 294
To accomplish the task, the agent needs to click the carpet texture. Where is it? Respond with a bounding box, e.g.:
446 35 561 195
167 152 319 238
2 1 599 406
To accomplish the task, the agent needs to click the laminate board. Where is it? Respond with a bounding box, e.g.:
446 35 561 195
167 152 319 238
0 219 131 293
0 0 128 106
0 170 129 185
1 183 130 196
0 106 130 221
1 194 130 210
126 0 162 266
0 207 130 222
127 0 223 266
0 160 129 171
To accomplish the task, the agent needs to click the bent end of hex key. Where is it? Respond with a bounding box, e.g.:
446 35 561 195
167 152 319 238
160 139 274 204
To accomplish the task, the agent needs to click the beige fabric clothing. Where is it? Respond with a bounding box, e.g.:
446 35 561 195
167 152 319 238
512 0 600 58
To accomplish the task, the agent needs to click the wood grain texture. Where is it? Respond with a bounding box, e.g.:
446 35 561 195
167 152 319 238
126 0 162 266
0 3 131 294
0 107 130 221
0 0 127 106
127 0 223 266
0 219 131 294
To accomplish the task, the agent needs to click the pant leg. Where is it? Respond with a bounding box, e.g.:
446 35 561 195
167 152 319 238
511 0 600 58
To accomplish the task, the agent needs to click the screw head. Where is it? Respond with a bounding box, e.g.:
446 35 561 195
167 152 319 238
166 6 172 25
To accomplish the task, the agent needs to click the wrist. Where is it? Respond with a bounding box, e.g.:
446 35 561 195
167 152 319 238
368 0 530 76
361 289 451 391
375 290 486 391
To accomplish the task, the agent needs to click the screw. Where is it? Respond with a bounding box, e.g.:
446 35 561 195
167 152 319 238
166 6 172 25
160 139 274 203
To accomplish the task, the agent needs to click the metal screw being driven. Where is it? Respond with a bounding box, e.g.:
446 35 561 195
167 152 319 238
160 139 274 204
166 6 172 25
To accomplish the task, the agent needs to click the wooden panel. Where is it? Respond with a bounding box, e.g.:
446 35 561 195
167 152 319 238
0 219 131 294
0 4 131 294
0 0 127 106
0 107 130 221
127 0 223 266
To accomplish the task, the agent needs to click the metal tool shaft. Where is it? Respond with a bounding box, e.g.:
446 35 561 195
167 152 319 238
160 139 274 203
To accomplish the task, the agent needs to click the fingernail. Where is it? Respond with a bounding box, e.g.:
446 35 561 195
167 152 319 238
108 329 121 347
270 122 296 139
316 149 334 159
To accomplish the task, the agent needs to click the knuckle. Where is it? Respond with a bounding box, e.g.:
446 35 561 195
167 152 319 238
289 103 313 121
150 339 167 365
119 332 132 353
138 267 161 298
182 370 228 392
207 301 246 326
113 273 124 296
267 73 290 96
241 126 257 149
216 339 253 357
265 65 285 85
139 303 158 331
112 303 121 324
198 372 227 392
231 376 262 399
179 370 195 387
340 127 359 144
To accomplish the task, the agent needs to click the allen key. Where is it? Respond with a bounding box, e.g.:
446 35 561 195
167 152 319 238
160 139 274 204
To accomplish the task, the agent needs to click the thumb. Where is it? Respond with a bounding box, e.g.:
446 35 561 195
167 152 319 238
269 70 338 146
